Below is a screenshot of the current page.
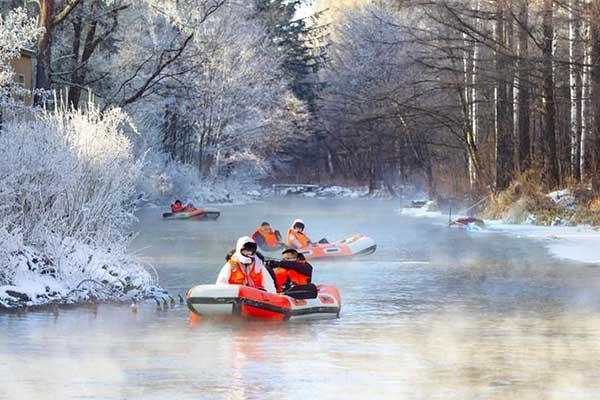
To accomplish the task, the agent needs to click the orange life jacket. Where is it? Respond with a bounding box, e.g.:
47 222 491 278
253 227 279 247
171 203 184 213
287 228 309 248
273 267 310 293
228 259 264 289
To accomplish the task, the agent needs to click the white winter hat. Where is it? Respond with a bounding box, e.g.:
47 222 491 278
235 236 256 265
292 219 305 229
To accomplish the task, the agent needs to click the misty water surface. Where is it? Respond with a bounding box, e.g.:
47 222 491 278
2 199 600 400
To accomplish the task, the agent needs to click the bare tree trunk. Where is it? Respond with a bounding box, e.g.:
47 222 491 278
581 6 591 180
495 1 514 190
35 0 57 104
463 30 479 190
517 0 531 172
471 22 480 182
542 0 559 188
466 0 482 190
507 0 516 168
34 0 83 105
590 0 600 188
569 0 583 181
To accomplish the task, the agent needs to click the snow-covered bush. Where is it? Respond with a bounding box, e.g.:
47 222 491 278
0 105 141 245
138 151 258 204
0 228 159 308
0 105 165 308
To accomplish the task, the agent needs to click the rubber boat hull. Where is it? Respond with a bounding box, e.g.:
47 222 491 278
162 207 220 220
187 284 341 321
449 217 485 231
297 235 376 260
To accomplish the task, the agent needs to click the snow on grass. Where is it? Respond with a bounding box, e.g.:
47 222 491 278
398 201 443 218
138 153 258 206
312 185 369 198
0 229 166 309
485 221 600 264
398 200 600 264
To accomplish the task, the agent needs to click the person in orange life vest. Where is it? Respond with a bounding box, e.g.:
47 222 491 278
286 219 313 249
170 199 184 213
265 248 313 293
252 222 284 251
215 236 276 293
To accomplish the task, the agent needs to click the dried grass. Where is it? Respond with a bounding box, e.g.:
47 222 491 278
482 170 600 226
482 170 556 224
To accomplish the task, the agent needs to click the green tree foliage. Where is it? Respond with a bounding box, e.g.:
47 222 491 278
253 0 325 110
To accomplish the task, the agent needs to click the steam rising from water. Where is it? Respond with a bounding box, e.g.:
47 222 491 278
2 199 600 399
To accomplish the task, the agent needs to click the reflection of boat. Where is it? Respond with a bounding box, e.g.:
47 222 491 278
162 207 220 220
297 235 376 260
187 284 341 321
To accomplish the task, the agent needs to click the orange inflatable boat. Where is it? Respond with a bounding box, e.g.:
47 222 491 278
187 284 341 321
162 207 220 220
297 234 376 260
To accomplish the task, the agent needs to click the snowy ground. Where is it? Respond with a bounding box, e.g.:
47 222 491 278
398 204 600 265
485 222 600 264
265 184 427 200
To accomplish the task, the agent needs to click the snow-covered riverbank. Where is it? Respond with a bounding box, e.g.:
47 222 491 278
0 235 167 310
484 222 600 264
0 107 169 311
398 204 600 265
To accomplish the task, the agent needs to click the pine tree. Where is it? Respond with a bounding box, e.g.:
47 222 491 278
253 0 326 110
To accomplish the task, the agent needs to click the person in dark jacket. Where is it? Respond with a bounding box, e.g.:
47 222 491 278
265 248 313 293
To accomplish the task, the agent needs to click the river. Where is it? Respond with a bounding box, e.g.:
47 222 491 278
2 199 600 399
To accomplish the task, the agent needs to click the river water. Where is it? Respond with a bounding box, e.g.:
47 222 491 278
2 199 600 399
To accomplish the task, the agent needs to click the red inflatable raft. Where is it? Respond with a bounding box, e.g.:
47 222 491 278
297 235 376 260
187 284 341 321
162 207 220 220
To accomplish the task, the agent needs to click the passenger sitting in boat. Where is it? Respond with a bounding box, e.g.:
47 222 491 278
183 198 195 211
252 222 284 251
170 199 184 213
265 248 313 293
216 236 276 293
286 219 313 249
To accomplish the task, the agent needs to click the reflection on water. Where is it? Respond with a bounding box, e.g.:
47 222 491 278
2 199 600 399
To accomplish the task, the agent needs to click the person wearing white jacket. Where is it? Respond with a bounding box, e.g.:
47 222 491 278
215 236 276 293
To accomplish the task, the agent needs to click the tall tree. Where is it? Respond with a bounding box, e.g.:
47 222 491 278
253 0 325 110
541 0 559 187
495 0 514 190
590 0 600 188
517 0 531 172
569 0 583 180
62 0 129 108
34 0 82 103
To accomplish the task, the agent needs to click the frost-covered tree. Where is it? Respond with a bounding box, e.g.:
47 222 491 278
107 1 309 184
253 0 327 110
0 102 162 308
0 7 40 123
